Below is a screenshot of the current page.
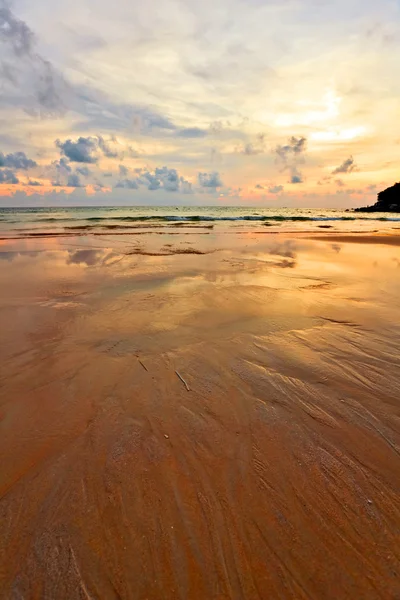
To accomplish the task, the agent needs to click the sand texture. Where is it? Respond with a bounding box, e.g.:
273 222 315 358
1 232 400 599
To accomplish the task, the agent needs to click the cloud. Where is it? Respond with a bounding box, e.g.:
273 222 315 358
155 167 180 191
0 5 34 57
239 133 266 156
50 157 72 186
268 185 284 193
317 176 332 185
55 157 72 173
56 135 125 164
241 143 263 156
198 171 223 188
76 166 91 177
71 83 177 136
0 3 177 130
115 166 193 193
0 3 68 116
0 168 18 183
138 167 185 192
119 164 129 177
142 171 161 191
255 184 264 189
56 136 98 163
275 136 307 162
67 173 84 187
26 179 42 186
0 4 181 136
180 178 193 194
177 127 207 138
0 150 36 170
97 135 120 158
209 121 225 135
290 168 303 184
332 156 356 174
116 178 139 189
275 136 306 185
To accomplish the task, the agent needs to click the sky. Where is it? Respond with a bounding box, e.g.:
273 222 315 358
0 0 399 207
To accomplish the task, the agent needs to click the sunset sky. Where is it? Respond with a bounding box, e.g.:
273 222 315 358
0 0 399 206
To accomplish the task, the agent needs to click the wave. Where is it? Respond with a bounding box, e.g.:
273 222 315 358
5 214 400 225
90 215 400 223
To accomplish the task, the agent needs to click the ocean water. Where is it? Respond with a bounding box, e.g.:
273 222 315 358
1 206 399 238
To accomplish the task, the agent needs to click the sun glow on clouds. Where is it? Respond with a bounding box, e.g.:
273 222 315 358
274 91 341 128
0 0 399 206
310 126 368 142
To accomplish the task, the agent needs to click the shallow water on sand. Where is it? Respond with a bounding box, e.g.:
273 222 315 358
1 231 400 599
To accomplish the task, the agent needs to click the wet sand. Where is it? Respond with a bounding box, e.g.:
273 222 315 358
1 231 400 599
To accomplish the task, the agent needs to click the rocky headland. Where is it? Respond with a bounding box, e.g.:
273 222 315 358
355 182 400 212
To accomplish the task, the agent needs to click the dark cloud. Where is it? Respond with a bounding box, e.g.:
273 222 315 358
335 179 345 187
142 171 161 191
119 164 129 177
155 167 179 191
198 171 223 188
56 135 124 163
0 168 18 183
332 156 357 174
290 168 303 184
56 136 98 163
115 166 192 193
0 150 36 169
116 178 139 189
26 179 42 186
136 167 179 192
255 184 264 189
177 127 207 138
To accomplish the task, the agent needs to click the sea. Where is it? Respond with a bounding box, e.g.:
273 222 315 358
1 206 399 239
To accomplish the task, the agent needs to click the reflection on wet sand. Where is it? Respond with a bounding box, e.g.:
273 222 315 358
1 233 400 599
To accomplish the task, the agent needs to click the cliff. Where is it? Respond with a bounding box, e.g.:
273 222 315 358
355 182 400 212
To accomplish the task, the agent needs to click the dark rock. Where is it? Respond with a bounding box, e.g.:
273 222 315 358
355 182 400 212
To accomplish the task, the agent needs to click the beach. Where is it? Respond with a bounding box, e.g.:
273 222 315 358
1 210 400 599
